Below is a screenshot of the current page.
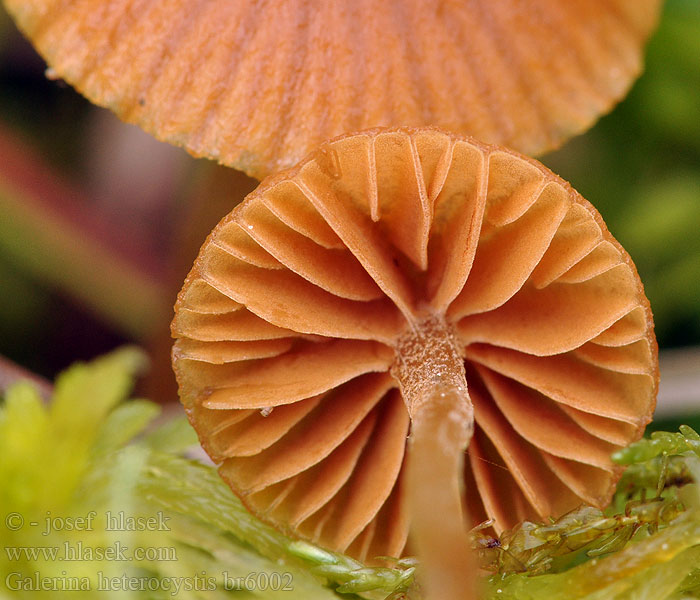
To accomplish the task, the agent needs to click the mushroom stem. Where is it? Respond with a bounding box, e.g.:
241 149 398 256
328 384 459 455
392 316 477 600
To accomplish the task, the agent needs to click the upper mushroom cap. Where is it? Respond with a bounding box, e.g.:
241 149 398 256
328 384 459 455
5 0 661 179
172 127 658 562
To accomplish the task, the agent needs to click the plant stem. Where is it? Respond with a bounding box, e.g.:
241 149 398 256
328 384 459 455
0 354 52 400
392 316 477 600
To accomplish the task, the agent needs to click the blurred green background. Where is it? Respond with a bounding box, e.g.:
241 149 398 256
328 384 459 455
545 0 700 350
0 0 697 423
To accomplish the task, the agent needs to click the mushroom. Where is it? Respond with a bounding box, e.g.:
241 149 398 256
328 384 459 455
4 0 661 179
172 127 658 598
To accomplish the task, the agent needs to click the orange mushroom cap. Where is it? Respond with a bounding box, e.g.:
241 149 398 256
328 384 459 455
172 127 658 569
5 0 661 179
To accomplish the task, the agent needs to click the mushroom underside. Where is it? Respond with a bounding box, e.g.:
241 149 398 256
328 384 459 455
172 128 657 570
